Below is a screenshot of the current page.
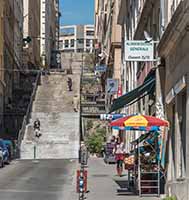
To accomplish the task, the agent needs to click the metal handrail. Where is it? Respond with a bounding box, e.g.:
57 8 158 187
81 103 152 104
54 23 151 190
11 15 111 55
17 71 41 152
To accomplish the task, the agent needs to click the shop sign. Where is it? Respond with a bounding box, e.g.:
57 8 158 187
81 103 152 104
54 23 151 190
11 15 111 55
174 76 186 95
95 65 107 72
165 89 175 104
125 40 154 61
100 114 126 121
106 79 118 94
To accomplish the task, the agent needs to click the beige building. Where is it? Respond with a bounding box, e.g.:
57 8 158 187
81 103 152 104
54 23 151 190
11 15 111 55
94 0 122 104
116 0 161 152
158 1 189 199
109 0 189 199
23 0 41 69
40 0 60 68
59 25 94 53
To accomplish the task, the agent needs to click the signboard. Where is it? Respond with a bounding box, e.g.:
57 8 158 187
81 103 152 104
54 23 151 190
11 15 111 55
95 65 107 72
174 76 186 95
165 89 175 104
100 114 127 121
106 79 118 94
125 40 154 61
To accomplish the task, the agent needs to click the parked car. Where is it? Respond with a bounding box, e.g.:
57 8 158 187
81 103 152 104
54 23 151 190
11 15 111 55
0 139 10 164
3 140 14 160
0 147 4 167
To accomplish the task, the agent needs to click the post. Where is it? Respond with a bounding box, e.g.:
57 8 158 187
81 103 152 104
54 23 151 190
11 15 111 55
34 144 36 159
138 134 141 197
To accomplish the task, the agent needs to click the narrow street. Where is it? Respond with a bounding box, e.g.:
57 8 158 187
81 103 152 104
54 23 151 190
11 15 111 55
85 157 160 200
0 159 77 200
0 157 161 200
0 0 188 199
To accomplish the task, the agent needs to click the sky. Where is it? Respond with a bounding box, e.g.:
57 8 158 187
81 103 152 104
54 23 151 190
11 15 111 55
60 0 94 26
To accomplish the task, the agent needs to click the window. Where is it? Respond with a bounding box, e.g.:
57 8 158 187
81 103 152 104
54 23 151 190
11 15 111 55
59 40 63 49
86 39 90 47
70 39 74 47
77 39 84 44
179 91 186 177
77 48 83 53
64 40 69 48
86 30 94 36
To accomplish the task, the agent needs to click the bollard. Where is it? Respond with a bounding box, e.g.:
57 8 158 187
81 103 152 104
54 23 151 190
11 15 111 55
34 145 36 159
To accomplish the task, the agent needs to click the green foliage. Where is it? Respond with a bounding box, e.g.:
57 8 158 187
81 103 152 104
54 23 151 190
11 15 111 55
84 53 95 68
86 133 104 154
163 196 177 200
96 127 106 137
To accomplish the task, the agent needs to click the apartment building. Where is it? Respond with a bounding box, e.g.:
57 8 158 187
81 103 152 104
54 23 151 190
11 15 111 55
105 0 189 199
14 0 23 88
59 25 94 53
4 0 15 109
23 0 40 69
0 0 4 132
94 0 122 111
40 0 60 68
59 25 94 73
157 1 189 199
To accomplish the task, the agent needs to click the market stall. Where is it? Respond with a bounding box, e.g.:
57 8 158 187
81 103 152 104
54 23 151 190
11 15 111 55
110 114 169 197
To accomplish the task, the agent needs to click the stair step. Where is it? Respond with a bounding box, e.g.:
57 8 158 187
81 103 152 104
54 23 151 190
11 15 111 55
21 74 80 159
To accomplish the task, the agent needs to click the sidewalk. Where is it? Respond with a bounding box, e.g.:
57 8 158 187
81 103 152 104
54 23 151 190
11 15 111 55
85 157 161 200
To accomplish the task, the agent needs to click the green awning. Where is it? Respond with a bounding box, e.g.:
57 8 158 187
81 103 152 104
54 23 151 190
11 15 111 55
109 71 155 113
130 132 151 145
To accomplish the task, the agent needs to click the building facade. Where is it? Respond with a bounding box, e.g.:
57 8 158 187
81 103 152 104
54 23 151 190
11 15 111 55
4 0 15 110
59 25 94 74
117 0 161 152
14 0 23 88
59 25 94 53
23 0 41 69
94 0 122 110
0 0 5 132
158 1 189 199
40 0 60 68
103 0 189 199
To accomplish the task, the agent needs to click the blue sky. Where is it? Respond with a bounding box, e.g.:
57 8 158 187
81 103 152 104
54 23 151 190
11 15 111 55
60 0 94 25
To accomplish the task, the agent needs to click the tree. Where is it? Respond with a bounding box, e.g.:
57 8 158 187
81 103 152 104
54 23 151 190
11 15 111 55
86 133 104 154
85 126 106 154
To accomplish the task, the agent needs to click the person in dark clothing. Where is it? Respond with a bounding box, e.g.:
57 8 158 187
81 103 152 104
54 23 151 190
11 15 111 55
34 118 40 130
33 118 42 138
67 77 72 91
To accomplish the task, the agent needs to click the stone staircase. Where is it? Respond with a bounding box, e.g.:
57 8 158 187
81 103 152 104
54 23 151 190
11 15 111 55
21 73 80 159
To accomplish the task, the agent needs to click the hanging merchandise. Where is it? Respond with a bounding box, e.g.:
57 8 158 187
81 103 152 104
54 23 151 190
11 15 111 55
109 114 169 197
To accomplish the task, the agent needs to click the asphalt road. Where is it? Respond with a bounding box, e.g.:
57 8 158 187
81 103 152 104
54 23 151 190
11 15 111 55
0 159 77 200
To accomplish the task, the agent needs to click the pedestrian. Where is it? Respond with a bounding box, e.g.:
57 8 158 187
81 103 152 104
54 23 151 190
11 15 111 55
67 77 72 91
73 94 79 112
33 118 42 138
113 142 125 176
33 118 40 131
